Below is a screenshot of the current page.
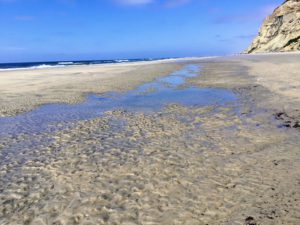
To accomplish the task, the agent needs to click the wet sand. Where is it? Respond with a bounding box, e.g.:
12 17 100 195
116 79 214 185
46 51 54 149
0 60 183 117
0 54 300 225
189 53 300 129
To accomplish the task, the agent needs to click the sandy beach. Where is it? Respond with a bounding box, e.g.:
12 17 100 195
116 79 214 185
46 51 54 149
0 60 183 117
0 54 300 225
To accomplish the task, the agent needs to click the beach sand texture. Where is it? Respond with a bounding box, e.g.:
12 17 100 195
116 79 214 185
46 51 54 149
0 54 300 225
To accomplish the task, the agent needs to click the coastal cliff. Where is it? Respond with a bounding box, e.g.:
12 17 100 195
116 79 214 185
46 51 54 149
246 0 300 53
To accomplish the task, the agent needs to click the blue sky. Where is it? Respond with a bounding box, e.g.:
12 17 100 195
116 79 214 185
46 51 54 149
0 0 282 62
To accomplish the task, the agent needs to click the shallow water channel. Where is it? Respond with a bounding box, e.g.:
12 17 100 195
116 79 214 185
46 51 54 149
0 65 237 137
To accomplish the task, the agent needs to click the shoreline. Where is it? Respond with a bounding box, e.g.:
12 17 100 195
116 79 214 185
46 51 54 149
0 57 219 72
0 61 185 117
1 52 299 118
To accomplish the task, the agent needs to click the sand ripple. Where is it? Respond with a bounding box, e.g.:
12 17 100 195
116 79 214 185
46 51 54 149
1 103 300 224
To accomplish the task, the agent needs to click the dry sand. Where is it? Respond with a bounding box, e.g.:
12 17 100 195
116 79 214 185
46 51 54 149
0 54 300 225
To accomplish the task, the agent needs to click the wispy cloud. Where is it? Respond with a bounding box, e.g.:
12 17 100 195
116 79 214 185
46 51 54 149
235 34 256 40
213 3 278 25
115 0 154 6
115 0 192 7
0 0 17 3
214 14 254 24
214 33 255 43
57 0 76 6
0 46 27 51
15 15 34 21
165 0 191 7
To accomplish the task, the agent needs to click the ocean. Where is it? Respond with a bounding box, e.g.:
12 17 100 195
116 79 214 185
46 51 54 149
0 58 168 71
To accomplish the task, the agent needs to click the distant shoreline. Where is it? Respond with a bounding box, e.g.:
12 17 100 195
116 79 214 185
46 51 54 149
0 52 300 117
2 51 300 71
0 58 168 71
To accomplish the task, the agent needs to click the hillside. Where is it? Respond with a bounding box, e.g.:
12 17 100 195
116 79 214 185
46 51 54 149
246 0 300 53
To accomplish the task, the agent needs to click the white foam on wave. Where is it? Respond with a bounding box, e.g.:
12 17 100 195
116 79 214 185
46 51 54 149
115 59 130 63
0 64 65 71
58 62 74 65
0 58 163 71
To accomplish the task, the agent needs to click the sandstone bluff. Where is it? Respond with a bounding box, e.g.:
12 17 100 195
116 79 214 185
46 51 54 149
246 0 300 53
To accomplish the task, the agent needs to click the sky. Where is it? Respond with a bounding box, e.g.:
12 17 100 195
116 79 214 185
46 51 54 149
0 0 283 63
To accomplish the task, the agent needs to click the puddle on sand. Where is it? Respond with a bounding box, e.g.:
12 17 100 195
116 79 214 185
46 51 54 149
0 65 237 137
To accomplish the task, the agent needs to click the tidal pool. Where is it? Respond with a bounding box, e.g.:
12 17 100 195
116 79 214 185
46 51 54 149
0 65 237 137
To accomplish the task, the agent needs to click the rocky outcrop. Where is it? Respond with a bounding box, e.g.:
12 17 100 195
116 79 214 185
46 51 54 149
246 0 300 53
